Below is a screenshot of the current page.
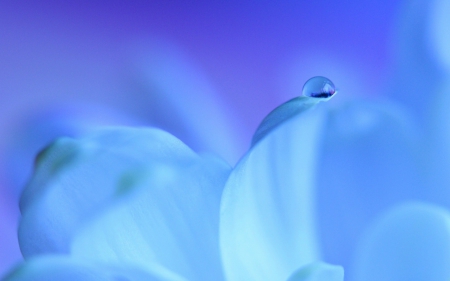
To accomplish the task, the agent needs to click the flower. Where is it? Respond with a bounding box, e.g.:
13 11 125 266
6 65 450 281
3 0 450 280
4 66 450 281
3 85 348 281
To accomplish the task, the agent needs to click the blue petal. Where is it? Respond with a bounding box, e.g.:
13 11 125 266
131 41 245 164
287 262 344 281
317 100 422 269
70 154 230 281
19 127 199 257
351 202 450 281
425 81 450 207
2 256 186 281
0 191 22 275
387 0 450 210
220 99 330 281
252 96 333 146
428 0 450 72
5 104 142 197
387 0 448 122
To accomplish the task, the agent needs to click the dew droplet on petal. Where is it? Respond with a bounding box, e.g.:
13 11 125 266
251 76 336 146
302 76 336 98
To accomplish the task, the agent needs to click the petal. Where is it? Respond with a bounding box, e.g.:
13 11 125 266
2 256 186 281
351 202 450 281
287 262 344 281
70 154 230 281
0 185 22 275
428 0 450 72
316 100 423 269
2 257 110 281
5 103 142 196
252 96 332 146
425 80 450 206
220 98 331 281
387 0 448 121
130 41 245 164
387 0 450 210
19 127 198 258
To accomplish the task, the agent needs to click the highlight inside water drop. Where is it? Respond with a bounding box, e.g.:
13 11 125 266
302 76 336 98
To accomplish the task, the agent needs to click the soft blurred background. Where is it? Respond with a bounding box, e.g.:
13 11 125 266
1 0 448 277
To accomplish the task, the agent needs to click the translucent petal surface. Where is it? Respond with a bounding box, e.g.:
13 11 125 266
71 154 230 281
2 256 186 281
316 100 423 270
287 262 344 281
220 99 330 281
5 104 142 197
19 127 198 257
352 202 450 281
252 96 330 146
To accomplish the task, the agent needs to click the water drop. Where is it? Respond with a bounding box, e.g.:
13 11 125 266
302 76 336 98
251 76 336 146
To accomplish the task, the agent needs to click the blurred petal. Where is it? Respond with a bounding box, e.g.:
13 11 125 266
2 256 186 281
1 105 141 274
129 40 245 164
70 154 230 281
3 257 110 281
4 103 142 196
352 202 450 281
428 0 450 72
425 80 450 207
19 127 197 258
388 0 450 210
317 100 422 269
0 181 21 275
287 262 344 281
387 0 448 122
252 96 332 146
220 97 331 281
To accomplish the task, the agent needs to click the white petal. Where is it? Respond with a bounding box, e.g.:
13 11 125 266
287 262 344 281
2 255 186 281
71 155 230 281
19 127 198 258
220 100 330 281
5 103 142 196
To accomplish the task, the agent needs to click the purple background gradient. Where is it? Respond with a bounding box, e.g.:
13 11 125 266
0 0 401 275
